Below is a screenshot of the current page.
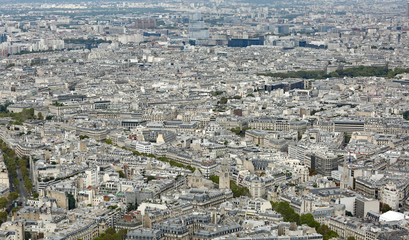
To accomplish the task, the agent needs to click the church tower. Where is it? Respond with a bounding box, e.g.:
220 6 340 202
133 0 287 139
340 153 350 190
219 158 230 189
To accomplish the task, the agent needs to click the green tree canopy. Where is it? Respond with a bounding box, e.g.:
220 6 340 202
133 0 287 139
147 176 155 182
380 202 392 213
37 112 44 120
67 193 76 210
403 111 409 120
220 97 228 104
257 66 409 80
0 211 7 223
7 192 18 201
230 180 250 198
299 213 320 229
118 170 125 178
117 229 128 240
275 201 300 223
209 175 219 184
79 135 89 140
105 228 116 236
0 197 8 209
271 201 339 240
24 231 31 240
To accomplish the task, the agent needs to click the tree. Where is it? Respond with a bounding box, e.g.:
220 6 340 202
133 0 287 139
105 228 116 236
300 213 320 229
7 192 18 201
52 101 64 107
105 139 113 145
297 131 303 140
101 234 116 240
220 97 228 104
147 176 155 182
230 180 250 198
275 201 300 223
67 193 76 210
403 111 409 120
118 170 125 178
230 127 251 137
317 224 338 240
127 202 138 212
32 192 39 198
347 237 356 240
209 175 219 184
24 231 31 240
257 66 409 80
281 204 297 223
79 135 89 140
309 168 318 176
12 207 18 213
325 231 339 240
317 224 329 234
344 132 351 145
211 91 224 96
380 202 392 213
270 201 279 210
24 178 33 193
0 211 7 223
37 112 44 120
117 229 128 240
0 197 8 209
270 201 340 239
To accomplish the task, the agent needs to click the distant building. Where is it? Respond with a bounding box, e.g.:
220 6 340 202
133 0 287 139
188 12 209 45
277 25 290 34
0 34 6 44
264 79 304 92
228 37 264 47
94 100 110 110
135 19 156 29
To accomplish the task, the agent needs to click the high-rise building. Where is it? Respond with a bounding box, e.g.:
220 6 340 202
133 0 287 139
188 12 209 45
135 19 156 29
